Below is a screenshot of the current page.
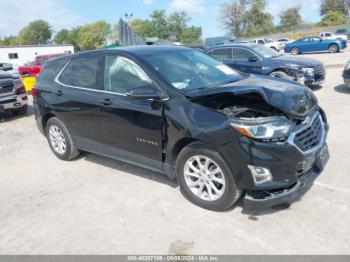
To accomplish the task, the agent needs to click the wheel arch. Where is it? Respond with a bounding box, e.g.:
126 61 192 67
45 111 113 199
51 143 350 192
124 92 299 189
42 112 57 132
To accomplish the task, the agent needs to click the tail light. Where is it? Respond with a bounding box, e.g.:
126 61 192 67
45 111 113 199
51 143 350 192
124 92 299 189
15 85 27 95
31 86 38 97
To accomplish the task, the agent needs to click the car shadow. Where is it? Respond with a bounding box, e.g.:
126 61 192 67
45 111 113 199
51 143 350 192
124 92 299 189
334 84 350 94
83 153 179 188
308 85 323 92
0 105 34 123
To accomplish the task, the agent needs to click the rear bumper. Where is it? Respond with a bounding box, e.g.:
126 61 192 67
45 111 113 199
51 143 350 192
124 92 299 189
0 93 28 112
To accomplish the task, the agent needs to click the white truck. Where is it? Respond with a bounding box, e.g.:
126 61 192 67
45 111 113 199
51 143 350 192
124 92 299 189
250 38 284 51
319 32 347 41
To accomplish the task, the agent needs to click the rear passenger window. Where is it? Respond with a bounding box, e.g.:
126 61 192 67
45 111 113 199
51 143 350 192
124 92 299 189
59 56 103 89
233 48 254 61
104 56 152 94
209 48 232 61
258 40 265 44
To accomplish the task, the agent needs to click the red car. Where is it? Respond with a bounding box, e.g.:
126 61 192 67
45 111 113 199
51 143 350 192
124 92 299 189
18 54 65 76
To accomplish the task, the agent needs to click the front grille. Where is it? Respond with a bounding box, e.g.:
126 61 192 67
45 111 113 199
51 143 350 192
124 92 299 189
0 84 14 95
294 114 324 152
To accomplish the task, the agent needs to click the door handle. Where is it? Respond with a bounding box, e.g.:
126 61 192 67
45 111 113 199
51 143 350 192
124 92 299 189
99 98 112 106
55 90 63 96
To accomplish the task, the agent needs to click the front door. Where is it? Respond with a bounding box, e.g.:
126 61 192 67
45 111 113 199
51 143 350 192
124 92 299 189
230 47 263 75
98 54 164 169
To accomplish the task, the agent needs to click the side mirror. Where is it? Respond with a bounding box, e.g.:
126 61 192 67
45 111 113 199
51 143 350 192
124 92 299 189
126 85 167 101
1 63 13 71
248 56 259 62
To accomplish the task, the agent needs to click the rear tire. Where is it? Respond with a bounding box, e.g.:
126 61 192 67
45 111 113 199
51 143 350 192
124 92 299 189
329 44 339 53
45 117 80 161
176 142 241 211
291 47 300 55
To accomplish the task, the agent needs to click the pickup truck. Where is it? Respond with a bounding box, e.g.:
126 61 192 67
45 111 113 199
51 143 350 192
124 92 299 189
18 54 65 76
250 38 283 51
319 32 347 41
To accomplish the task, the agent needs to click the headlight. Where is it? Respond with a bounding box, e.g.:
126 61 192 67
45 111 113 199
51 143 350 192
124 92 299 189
302 67 314 76
231 117 294 139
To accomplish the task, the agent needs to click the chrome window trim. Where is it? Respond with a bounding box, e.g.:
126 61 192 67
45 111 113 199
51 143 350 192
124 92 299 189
288 112 327 155
54 58 127 97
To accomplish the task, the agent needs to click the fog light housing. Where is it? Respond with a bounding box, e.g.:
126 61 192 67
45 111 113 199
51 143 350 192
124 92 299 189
248 165 273 185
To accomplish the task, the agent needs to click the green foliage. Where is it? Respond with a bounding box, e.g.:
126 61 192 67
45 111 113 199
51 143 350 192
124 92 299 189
244 0 274 37
77 21 111 51
0 36 18 45
279 6 302 31
54 29 70 44
319 10 348 26
128 9 202 44
129 19 154 38
320 0 349 17
181 26 203 44
18 20 52 45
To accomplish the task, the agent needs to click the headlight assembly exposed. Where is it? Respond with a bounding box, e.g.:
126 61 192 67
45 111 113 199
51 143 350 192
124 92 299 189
231 117 294 139
302 67 315 76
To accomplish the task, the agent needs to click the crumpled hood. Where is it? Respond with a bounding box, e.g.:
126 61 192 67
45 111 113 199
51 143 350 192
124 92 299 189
271 55 322 68
186 75 318 118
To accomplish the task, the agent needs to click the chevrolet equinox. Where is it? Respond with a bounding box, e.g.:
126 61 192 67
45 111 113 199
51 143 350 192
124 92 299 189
33 46 329 211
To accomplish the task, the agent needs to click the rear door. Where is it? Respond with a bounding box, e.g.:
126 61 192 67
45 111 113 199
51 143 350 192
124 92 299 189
53 54 106 148
98 54 164 168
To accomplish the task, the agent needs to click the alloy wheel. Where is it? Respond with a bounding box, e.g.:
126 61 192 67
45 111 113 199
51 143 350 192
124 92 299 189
184 156 226 202
49 125 67 155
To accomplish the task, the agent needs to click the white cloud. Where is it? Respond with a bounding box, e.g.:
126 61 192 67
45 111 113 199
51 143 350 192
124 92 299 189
169 0 207 14
142 0 156 4
0 0 85 37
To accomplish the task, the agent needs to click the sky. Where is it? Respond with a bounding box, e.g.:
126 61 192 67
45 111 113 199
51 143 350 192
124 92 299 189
0 0 323 38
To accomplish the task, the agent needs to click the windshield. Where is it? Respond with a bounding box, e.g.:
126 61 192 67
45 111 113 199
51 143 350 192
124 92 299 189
143 49 241 91
251 44 281 58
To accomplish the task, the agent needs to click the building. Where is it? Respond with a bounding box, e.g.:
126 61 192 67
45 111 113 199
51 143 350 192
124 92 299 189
0 44 74 66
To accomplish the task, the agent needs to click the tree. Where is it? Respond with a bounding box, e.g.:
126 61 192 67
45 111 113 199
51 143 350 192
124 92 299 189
320 0 349 17
279 6 302 31
0 36 18 45
54 29 70 44
129 19 154 38
319 10 348 26
244 0 274 37
18 20 52 45
181 26 202 44
219 0 248 37
150 10 169 39
77 21 111 50
167 11 191 41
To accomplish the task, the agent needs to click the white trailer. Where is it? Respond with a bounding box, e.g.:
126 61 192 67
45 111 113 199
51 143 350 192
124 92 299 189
0 44 74 66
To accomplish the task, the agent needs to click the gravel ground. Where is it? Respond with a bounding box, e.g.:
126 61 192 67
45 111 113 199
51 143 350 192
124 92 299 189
0 50 349 255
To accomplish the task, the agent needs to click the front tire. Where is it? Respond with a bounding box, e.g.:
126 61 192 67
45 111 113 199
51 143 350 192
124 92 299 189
329 44 339 53
45 117 80 161
176 142 241 211
269 71 293 80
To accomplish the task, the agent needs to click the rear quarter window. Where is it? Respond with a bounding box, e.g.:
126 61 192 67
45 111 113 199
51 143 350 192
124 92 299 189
58 56 104 89
37 57 69 83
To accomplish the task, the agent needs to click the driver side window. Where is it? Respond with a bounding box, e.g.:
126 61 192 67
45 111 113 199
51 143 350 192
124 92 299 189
104 55 152 94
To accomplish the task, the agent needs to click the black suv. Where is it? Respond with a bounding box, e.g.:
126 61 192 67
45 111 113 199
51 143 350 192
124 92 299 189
34 46 329 211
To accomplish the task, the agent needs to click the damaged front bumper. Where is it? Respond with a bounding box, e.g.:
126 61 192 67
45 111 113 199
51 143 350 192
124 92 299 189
243 143 329 212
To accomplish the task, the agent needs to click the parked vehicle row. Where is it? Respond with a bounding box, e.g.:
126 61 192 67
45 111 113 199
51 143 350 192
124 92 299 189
0 63 28 115
207 43 325 87
33 46 329 211
284 36 347 55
